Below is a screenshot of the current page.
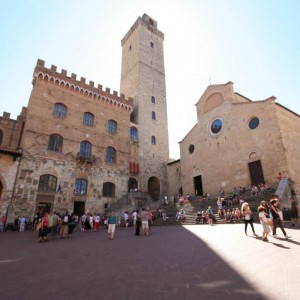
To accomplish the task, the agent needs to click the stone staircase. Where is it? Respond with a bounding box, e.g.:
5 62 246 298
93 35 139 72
152 188 276 226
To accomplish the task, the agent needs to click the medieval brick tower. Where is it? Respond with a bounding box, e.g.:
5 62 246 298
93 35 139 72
120 14 169 200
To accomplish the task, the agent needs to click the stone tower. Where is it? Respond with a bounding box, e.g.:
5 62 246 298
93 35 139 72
120 14 169 199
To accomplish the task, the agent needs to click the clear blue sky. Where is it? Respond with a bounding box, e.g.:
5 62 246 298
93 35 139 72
1 0 300 158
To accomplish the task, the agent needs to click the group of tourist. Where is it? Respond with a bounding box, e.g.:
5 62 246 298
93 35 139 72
250 182 271 196
34 211 78 242
241 195 299 242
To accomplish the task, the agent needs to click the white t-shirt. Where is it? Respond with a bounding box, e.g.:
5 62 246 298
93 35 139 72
133 211 137 221
259 211 268 224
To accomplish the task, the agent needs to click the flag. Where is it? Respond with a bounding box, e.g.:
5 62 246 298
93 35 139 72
56 184 62 193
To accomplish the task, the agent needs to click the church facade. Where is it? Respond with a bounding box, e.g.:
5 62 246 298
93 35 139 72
168 82 300 198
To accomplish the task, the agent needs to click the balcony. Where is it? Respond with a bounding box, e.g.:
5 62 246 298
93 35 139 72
76 152 96 163
0 145 22 160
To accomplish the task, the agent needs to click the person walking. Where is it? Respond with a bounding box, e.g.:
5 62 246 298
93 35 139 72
206 206 214 225
19 216 26 232
258 205 271 242
260 200 273 231
141 208 149 236
107 211 117 240
60 212 69 239
241 202 258 237
39 212 49 242
270 198 291 239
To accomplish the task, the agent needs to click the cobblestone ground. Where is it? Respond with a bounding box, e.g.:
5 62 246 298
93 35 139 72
0 223 299 300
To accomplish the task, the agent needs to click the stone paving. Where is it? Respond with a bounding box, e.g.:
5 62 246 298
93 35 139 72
0 223 299 300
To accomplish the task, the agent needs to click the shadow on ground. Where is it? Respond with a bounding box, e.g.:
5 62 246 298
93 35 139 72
0 227 267 300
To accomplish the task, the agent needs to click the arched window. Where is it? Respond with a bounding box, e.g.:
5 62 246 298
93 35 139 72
48 134 63 152
53 103 67 119
105 147 116 163
151 136 156 145
103 182 115 197
75 178 87 195
151 96 156 104
152 111 156 120
130 126 138 142
0 129 3 145
38 174 57 192
79 141 91 158
83 112 94 126
107 120 117 133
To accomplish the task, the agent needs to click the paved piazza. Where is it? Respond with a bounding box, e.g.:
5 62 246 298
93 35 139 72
0 224 299 300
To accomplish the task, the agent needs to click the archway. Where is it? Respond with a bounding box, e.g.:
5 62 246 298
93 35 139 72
128 178 138 191
148 176 160 200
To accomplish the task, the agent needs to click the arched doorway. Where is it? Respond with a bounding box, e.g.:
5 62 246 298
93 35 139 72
128 178 138 191
248 160 265 186
148 176 160 200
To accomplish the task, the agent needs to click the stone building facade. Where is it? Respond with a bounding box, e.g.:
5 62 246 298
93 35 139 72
168 82 300 197
5 59 134 220
0 109 26 219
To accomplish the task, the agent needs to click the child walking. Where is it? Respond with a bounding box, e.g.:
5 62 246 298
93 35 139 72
258 205 270 242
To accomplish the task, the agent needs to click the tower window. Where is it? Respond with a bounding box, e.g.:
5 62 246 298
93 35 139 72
151 136 156 145
129 45 131 51
152 111 156 120
150 42 154 48
151 96 156 104
130 126 138 142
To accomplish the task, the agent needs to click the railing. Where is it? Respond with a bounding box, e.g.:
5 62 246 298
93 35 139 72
107 191 157 217
275 177 298 208
76 153 96 163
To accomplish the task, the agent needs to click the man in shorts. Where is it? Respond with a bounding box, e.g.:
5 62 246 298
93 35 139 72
108 211 117 240
141 208 149 236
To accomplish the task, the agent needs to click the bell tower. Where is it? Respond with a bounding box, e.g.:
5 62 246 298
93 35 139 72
120 14 169 199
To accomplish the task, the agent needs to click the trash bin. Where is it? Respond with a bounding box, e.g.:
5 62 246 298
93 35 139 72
282 208 291 221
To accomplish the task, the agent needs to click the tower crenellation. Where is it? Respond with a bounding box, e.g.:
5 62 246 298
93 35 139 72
34 59 133 108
